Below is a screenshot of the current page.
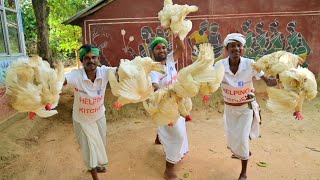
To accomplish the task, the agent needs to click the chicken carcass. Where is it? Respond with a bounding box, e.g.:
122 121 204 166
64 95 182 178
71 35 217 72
143 89 193 125
177 96 192 120
158 0 198 40
143 88 181 126
108 56 165 108
252 51 305 77
266 67 317 119
5 56 65 118
173 43 225 99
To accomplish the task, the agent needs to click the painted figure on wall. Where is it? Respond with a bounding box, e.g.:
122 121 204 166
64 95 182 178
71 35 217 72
208 22 223 60
241 19 312 63
123 26 172 60
265 20 285 54
138 26 155 58
188 20 209 61
253 21 270 59
242 20 256 59
286 21 311 59
123 26 155 58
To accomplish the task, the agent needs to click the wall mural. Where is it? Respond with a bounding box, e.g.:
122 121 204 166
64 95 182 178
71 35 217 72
187 19 312 65
89 19 312 69
91 25 114 66
121 26 173 59
91 24 173 64
0 60 12 85
0 60 16 120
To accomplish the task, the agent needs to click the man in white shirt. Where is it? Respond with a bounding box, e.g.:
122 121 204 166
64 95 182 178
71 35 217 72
63 44 116 180
149 36 188 180
215 33 277 180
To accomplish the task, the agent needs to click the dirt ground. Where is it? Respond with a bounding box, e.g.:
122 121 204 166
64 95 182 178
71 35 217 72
1 83 320 180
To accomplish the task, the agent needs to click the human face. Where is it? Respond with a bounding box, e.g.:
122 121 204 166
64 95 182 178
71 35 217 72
226 41 244 60
82 52 99 71
152 43 167 62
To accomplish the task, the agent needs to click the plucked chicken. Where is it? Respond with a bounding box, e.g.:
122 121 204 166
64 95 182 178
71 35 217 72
5 56 65 118
266 67 317 120
108 56 165 108
158 0 198 40
173 43 225 99
143 88 181 126
252 51 305 77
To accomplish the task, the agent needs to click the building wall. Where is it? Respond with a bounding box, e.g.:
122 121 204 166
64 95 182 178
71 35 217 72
0 0 27 123
79 0 320 74
0 57 19 121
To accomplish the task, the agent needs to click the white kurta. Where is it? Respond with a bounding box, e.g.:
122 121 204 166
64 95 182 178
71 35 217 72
150 52 189 164
215 57 263 160
66 66 116 169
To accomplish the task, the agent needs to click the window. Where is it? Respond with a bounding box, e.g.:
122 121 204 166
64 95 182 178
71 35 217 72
0 0 25 56
6 10 20 53
4 0 15 10
0 13 5 53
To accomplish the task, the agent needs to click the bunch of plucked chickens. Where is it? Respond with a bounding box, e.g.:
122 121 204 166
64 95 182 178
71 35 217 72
108 56 165 108
252 51 318 120
143 43 225 126
5 56 65 119
158 0 198 40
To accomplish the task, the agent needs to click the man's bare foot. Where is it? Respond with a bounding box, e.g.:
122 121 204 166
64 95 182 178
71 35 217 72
238 174 247 180
164 170 182 180
89 168 99 180
155 134 161 145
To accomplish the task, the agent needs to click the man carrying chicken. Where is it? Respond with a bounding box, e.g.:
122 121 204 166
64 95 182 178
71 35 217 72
214 33 277 180
63 44 117 180
149 36 187 180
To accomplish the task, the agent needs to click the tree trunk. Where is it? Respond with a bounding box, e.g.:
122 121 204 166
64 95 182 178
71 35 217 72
31 0 52 65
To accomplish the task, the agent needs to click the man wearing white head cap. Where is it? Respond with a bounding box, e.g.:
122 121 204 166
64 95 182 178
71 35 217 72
214 33 277 180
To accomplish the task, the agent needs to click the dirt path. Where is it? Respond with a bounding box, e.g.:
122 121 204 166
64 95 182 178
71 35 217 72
1 89 320 180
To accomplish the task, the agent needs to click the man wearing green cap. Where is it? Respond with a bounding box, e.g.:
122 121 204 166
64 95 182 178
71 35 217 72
63 44 117 180
149 35 187 180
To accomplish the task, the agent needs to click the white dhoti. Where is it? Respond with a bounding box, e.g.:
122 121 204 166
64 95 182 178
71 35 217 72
73 116 108 170
224 101 260 160
158 116 189 164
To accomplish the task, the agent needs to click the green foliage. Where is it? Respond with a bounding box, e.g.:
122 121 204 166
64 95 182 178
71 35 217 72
20 0 99 59
20 0 37 55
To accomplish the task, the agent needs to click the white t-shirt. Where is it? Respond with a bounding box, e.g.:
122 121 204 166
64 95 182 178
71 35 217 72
66 65 116 124
215 57 264 103
150 52 177 88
